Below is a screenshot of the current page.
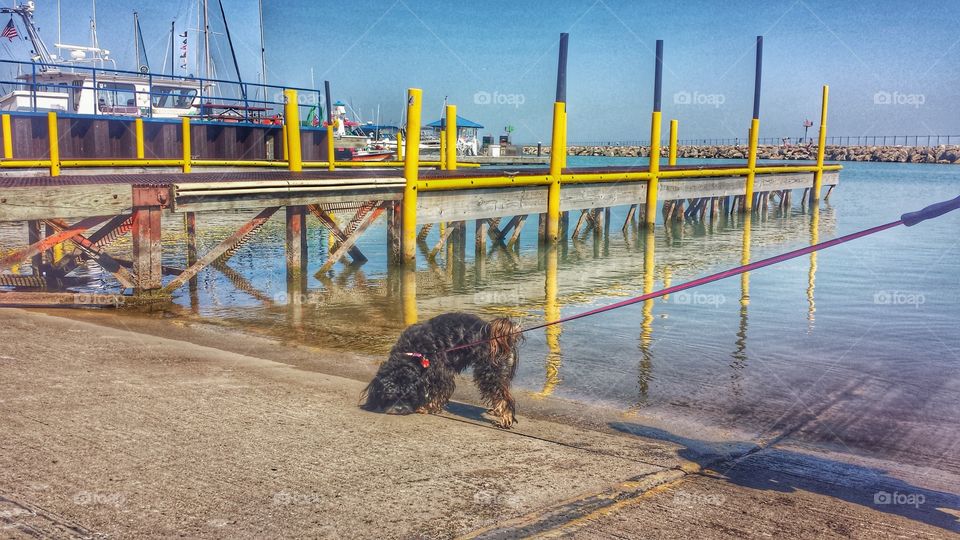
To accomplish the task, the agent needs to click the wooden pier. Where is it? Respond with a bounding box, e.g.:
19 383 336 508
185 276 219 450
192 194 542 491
0 32 842 308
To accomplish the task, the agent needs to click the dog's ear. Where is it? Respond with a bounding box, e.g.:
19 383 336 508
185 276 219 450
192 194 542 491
488 317 522 362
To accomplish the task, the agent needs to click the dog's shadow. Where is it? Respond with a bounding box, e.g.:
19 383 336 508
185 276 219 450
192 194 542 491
443 401 494 424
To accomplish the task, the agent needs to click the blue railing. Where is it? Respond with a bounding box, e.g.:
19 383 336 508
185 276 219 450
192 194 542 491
0 59 322 125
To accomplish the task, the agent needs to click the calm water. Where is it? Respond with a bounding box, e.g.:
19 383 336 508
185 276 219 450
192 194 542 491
4 158 958 467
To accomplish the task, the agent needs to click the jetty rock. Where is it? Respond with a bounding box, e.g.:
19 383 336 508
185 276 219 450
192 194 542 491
523 144 960 164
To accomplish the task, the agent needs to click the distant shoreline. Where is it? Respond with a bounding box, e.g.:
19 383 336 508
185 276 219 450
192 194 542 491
523 144 960 164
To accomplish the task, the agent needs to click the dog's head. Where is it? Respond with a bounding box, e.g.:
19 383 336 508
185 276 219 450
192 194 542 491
360 355 427 415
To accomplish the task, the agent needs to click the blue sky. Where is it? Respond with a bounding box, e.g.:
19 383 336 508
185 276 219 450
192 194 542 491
14 0 960 143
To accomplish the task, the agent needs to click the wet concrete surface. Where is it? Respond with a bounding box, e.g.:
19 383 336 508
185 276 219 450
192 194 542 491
0 308 957 538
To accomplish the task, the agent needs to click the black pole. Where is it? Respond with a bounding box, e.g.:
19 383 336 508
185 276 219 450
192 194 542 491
218 0 246 100
324 80 332 124
653 39 663 112
170 21 175 77
556 33 568 103
752 35 763 120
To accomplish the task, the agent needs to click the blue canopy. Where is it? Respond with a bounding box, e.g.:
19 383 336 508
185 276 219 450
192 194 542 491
426 115 484 129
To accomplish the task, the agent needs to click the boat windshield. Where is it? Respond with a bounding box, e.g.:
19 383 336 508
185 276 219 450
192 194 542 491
152 86 197 109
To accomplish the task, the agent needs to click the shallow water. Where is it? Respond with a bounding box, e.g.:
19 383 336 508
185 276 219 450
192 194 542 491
4 158 958 467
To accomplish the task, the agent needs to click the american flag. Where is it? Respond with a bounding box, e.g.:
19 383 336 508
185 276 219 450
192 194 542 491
1 19 18 41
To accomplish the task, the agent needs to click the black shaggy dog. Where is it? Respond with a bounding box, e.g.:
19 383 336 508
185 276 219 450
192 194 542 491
361 313 523 428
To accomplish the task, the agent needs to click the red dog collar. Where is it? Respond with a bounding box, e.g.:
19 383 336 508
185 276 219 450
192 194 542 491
403 352 430 369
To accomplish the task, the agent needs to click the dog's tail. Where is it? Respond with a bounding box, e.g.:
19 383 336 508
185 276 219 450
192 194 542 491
487 317 523 379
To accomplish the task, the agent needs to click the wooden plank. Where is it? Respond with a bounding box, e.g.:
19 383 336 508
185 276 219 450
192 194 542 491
0 185 132 221
173 186 402 213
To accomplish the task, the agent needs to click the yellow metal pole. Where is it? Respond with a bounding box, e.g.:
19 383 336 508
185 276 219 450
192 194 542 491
396 130 403 161
644 110 662 226
134 117 145 159
2 114 13 159
284 89 302 172
668 118 678 166
558 106 567 169
807 204 819 326
539 243 561 397
402 88 423 264
401 264 418 326
47 112 59 176
326 123 335 171
439 129 446 170
546 101 565 242
445 104 457 171
281 123 288 161
811 85 829 205
181 117 192 173
741 213 752 307
744 118 760 211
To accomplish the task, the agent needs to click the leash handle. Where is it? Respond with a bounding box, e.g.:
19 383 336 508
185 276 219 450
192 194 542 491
901 195 960 227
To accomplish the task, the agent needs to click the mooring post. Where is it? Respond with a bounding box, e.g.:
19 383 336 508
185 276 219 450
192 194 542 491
285 206 307 298
744 35 763 212
181 117 192 173
439 129 447 170
644 39 664 228
1 113 12 159
445 104 457 171
47 112 59 177
324 81 335 171
546 32 569 243
284 88 303 172
134 117 145 160
810 85 829 205
401 88 423 264
131 186 165 294
668 119 678 166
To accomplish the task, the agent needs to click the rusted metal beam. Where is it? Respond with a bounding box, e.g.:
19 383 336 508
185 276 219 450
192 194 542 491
42 219 136 289
164 207 279 293
285 205 308 283
417 223 434 242
307 204 367 263
316 206 385 275
0 215 111 269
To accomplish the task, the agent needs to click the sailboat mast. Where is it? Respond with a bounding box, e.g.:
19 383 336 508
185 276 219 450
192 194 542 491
170 21 175 77
134 12 140 70
203 0 211 80
258 0 266 88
